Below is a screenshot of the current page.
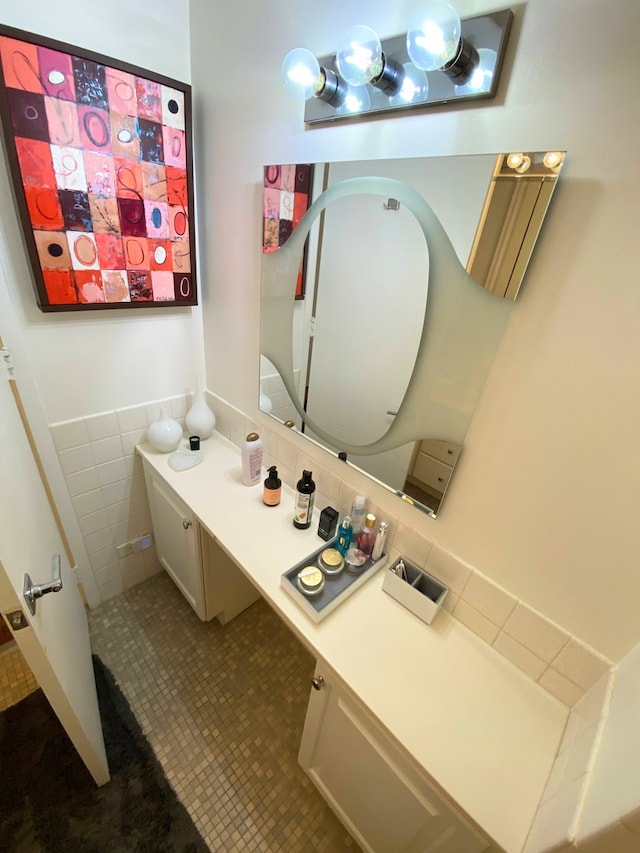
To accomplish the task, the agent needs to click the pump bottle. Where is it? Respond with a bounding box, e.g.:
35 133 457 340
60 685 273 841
293 470 315 529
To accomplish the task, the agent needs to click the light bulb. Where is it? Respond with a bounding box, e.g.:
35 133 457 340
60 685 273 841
388 63 429 106
454 48 496 94
336 25 383 86
543 151 564 169
281 48 324 100
407 0 461 71
506 152 525 170
514 155 531 174
337 84 371 115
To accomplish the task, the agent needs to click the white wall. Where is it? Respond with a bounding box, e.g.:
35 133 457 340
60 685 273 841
0 0 196 605
0 0 200 422
190 0 640 662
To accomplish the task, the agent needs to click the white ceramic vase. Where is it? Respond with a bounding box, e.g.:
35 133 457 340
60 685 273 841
147 405 182 452
185 375 215 439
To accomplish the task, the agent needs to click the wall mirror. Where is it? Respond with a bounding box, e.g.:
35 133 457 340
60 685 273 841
260 152 565 516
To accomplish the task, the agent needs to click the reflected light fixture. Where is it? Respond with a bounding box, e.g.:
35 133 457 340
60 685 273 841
281 6 513 124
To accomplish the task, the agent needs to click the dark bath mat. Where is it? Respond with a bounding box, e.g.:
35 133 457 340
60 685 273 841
0 655 209 852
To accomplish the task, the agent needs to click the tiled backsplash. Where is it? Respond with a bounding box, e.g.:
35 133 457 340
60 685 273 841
524 671 613 852
49 388 613 710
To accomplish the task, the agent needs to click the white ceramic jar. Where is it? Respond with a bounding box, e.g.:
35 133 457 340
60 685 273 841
147 406 182 452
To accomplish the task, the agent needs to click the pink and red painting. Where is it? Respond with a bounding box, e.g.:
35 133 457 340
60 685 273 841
263 163 313 300
0 25 197 311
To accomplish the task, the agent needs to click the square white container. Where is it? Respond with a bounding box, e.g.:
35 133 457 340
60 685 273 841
382 558 448 625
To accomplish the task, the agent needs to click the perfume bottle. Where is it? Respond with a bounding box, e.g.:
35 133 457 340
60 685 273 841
336 516 353 557
350 495 367 534
371 521 388 561
357 513 377 557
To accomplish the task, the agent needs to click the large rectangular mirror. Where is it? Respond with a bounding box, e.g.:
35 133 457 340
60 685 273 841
260 152 565 516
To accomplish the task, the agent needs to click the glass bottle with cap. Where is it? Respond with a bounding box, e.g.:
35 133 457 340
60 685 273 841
357 513 377 557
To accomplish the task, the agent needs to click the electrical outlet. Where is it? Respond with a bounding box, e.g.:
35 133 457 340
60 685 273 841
116 541 132 558
131 533 153 552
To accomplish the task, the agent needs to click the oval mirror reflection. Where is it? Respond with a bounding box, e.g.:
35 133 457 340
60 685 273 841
304 192 429 447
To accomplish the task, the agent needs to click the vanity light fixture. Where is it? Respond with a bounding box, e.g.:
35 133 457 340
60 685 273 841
281 3 513 124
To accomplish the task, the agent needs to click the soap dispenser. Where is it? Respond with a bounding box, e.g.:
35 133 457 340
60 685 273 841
263 466 281 506
293 470 315 529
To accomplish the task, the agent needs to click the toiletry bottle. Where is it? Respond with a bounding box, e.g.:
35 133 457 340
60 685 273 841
336 515 353 557
293 470 315 529
350 495 366 534
371 520 388 561
241 432 263 485
357 513 377 557
263 465 281 506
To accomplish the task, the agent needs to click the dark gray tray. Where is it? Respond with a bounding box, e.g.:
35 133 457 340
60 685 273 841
281 537 388 623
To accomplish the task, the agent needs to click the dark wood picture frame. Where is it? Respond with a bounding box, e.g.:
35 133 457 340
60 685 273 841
0 24 197 311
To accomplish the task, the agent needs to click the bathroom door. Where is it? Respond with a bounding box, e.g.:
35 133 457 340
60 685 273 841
0 353 109 786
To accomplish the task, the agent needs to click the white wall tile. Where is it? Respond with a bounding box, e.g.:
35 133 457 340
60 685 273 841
90 435 124 465
96 458 128 487
395 521 433 568
572 673 610 730
106 500 132 526
493 631 547 680
50 419 89 451
524 774 586 853
120 428 147 457
101 478 133 507
542 747 571 804
120 551 145 576
98 576 124 601
425 545 473 595
84 527 114 555
539 668 585 707
452 600 500 644
504 603 570 663
58 444 94 475
116 404 148 433
124 454 144 478
78 508 111 537
552 640 612 692
94 561 122 586
460 571 517 627
72 488 105 518
130 473 147 497
66 467 101 496
89 545 118 573
84 411 119 441
564 724 599 786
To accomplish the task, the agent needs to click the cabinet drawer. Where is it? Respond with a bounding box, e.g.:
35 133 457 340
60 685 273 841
412 453 454 493
419 439 461 466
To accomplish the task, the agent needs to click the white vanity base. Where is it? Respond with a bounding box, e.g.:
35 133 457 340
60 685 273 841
138 434 567 853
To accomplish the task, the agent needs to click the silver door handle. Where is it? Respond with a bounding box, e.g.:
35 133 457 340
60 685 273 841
386 410 398 416
24 554 63 616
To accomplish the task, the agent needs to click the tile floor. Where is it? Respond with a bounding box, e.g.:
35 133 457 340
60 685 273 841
88 572 359 852
0 643 38 711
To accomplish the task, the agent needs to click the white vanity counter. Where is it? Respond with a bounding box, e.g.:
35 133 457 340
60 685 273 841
138 433 566 853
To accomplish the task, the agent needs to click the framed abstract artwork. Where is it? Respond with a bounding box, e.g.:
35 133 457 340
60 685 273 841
263 163 313 300
0 25 197 311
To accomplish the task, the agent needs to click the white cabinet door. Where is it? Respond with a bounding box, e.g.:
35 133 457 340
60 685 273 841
143 465 205 620
299 662 493 853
